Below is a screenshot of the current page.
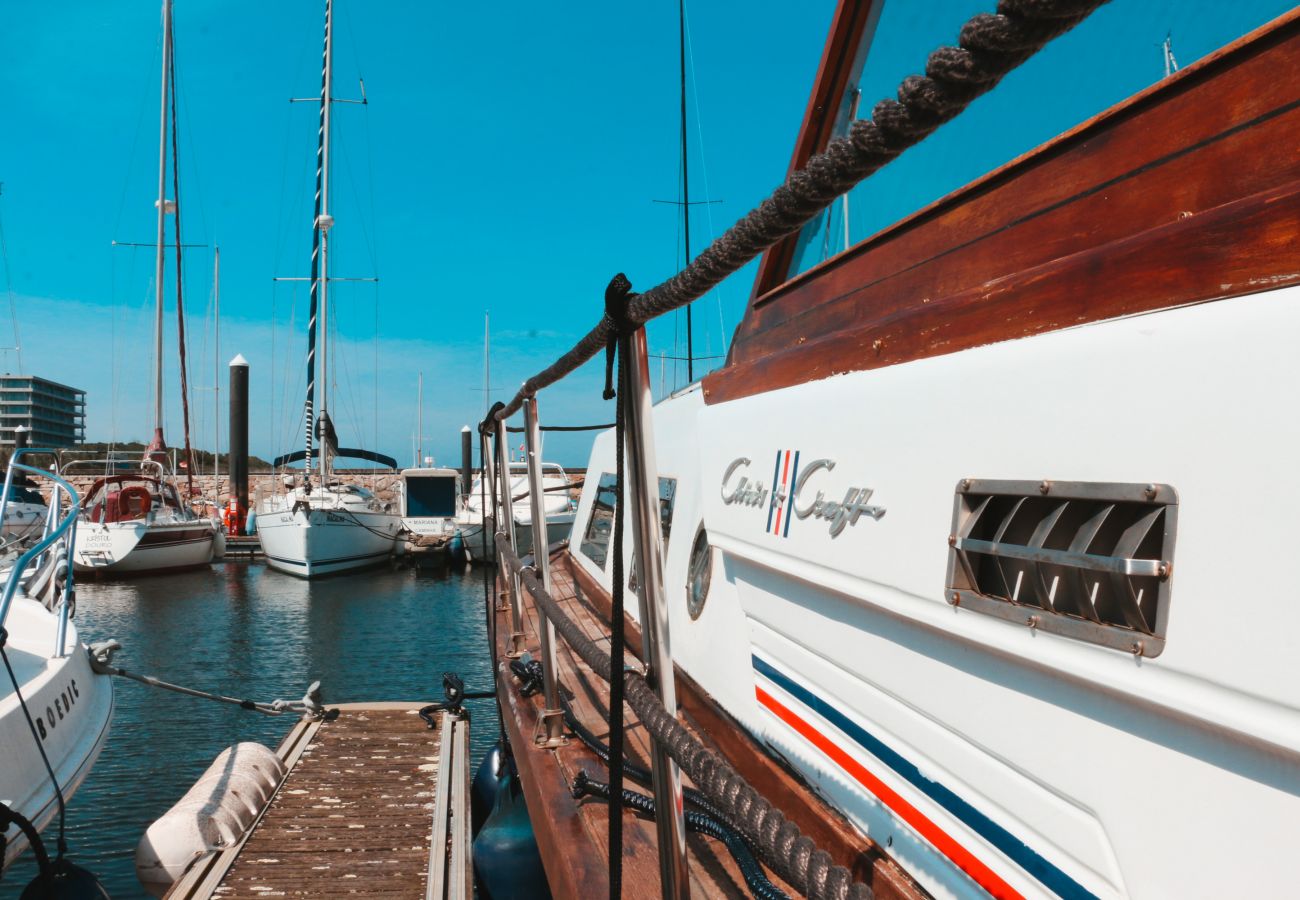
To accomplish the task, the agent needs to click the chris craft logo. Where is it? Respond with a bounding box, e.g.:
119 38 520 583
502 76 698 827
721 451 885 538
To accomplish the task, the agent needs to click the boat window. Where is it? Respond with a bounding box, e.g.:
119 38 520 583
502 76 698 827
578 472 618 570
627 478 678 593
785 0 1297 279
405 476 457 517
4 484 44 505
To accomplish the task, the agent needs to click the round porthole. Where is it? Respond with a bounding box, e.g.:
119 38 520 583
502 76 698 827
686 527 712 620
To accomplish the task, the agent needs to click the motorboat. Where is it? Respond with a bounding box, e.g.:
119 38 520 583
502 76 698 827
459 461 575 558
0 453 113 874
398 466 462 539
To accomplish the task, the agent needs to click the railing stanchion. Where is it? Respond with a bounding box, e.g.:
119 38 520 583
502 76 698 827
495 419 527 657
524 394 567 747
622 326 690 900
479 431 501 585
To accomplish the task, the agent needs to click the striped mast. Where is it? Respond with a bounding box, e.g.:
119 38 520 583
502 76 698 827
147 0 174 463
303 0 334 488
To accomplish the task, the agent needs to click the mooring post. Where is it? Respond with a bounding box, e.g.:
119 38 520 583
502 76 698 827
523 393 567 747
495 417 526 657
229 354 249 521
460 425 473 501
622 325 690 900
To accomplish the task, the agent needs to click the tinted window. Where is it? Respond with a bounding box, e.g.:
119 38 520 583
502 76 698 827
406 476 458 517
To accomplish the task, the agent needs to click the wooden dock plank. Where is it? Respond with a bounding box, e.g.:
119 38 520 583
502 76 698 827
166 703 471 900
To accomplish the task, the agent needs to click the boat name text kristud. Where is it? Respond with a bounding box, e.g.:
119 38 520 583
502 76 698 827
720 456 885 537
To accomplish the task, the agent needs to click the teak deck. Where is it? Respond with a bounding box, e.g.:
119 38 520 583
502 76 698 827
495 552 924 899
166 703 470 900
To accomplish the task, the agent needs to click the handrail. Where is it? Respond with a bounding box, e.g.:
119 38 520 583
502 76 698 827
485 0 1109 425
0 458 82 631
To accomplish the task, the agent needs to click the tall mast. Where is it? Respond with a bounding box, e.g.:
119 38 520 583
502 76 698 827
417 371 423 466
319 0 333 487
679 0 693 384
152 0 173 446
213 245 220 481
483 313 490 419
304 0 334 487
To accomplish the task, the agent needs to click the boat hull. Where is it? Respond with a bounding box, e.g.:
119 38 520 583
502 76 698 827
459 516 573 561
258 506 400 578
72 520 217 575
0 599 114 872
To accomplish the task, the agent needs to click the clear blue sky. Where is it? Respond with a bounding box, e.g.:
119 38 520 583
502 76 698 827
0 1 1291 466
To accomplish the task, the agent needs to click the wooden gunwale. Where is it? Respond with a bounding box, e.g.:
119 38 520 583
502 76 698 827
494 549 925 898
711 8 1300 406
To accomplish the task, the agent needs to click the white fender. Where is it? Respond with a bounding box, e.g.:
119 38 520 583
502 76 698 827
135 742 285 897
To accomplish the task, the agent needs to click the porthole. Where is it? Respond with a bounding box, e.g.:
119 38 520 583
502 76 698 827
686 527 712 620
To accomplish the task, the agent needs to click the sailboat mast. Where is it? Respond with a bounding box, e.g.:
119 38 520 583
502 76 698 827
152 0 173 440
318 0 334 486
417 371 423 467
303 0 333 487
679 0 693 384
213 245 220 481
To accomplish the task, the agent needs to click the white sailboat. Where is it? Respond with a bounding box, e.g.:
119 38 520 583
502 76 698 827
256 0 400 579
69 0 219 576
1 456 113 875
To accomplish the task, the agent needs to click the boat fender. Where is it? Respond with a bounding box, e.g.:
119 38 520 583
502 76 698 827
243 510 257 536
447 530 467 569
470 743 504 836
211 521 226 560
135 742 285 897
472 768 549 900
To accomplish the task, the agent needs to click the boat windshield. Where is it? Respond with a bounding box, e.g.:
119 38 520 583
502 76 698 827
786 0 1297 279
4 483 44 506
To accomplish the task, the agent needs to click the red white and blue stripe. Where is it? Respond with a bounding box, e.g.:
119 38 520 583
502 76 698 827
752 655 1095 900
766 450 800 537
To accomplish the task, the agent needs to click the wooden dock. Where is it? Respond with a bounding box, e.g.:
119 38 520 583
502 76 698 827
222 535 262 559
166 703 471 900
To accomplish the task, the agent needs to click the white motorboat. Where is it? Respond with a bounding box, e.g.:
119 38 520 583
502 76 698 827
69 465 218 575
1 480 47 543
1 456 113 874
459 461 575 558
399 467 462 538
257 0 400 579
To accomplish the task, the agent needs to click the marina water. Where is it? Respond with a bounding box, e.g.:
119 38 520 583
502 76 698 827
0 560 498 900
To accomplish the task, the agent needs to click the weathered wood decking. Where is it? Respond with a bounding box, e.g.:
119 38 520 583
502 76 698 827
166 703 470 900
495 552 924 899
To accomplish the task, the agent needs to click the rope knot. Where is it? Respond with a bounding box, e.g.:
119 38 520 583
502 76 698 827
479 400 506 437
602 273 635 401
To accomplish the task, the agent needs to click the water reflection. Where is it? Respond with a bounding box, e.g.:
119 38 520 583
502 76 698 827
0 560 498 900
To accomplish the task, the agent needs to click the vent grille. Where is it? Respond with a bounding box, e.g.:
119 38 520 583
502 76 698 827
945 480 1177 657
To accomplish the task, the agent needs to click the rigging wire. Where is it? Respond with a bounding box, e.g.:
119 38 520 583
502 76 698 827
168 31 198 497
0 187 25 372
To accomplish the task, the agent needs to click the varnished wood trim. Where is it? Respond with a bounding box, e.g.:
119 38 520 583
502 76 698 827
752 0 884 299
714 10 1300 404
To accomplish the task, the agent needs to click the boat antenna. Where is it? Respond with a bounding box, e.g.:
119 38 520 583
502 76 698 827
1161 32 1179 78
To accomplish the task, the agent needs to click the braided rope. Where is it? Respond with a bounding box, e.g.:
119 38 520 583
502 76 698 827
499 536 871 900
492 0 1109 423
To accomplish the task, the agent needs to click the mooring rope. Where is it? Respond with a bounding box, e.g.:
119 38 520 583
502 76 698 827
497 536 869 900
490 0 1109 424
87 641 333 718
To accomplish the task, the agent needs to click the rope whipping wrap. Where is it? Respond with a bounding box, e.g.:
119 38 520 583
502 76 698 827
497 536 871 900
491 0 1110 424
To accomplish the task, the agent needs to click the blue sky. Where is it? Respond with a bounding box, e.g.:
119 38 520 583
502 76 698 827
1 0 836 466
1 1 1292 466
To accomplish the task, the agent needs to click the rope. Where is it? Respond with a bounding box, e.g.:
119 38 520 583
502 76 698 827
572 771 790 900
489 0 1109 424
87 641 334 718
498 536 871 900
603 274 635 899
504 423 615 433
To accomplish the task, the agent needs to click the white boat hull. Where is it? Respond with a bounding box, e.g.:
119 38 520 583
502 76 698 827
0 599 114 872
258 506 400 578
72 520 217 575
571 288 1300 899
460 515 572 560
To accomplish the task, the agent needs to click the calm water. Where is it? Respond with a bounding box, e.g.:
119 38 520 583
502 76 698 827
1 559 500 899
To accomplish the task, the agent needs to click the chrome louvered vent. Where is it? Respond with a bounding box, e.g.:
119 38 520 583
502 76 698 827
945 479 1177 658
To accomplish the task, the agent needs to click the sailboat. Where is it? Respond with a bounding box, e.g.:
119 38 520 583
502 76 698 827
69 0 220 576
256 0 401 579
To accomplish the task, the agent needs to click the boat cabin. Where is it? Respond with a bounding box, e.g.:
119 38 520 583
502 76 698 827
84 475 185 525
399 467 461 536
